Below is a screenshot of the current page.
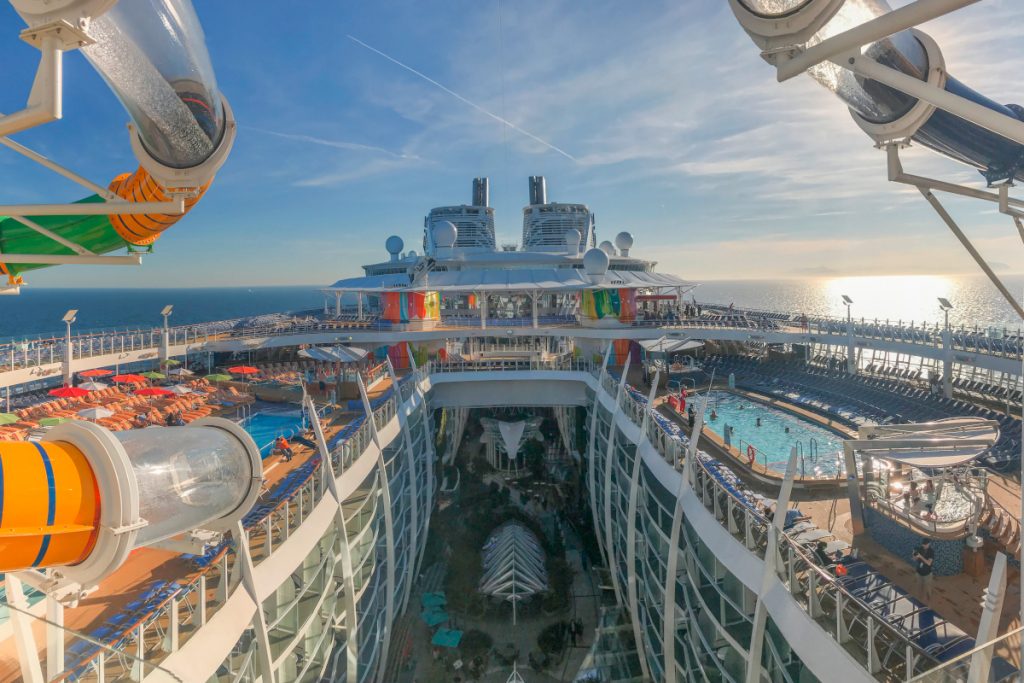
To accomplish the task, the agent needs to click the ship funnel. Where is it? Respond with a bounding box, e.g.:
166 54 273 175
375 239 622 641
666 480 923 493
729 0 1024 184
473 177 490 207
0 418 260 589
528 176 548 205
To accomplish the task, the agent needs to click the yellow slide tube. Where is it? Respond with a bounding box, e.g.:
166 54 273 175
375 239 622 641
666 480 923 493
0 441 100 571
107 166 212 246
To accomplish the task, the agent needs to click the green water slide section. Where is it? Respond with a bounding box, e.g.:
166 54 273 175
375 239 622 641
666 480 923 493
0 195 126 276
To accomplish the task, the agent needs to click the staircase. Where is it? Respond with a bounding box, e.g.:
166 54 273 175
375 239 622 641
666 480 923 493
979 499 1021 559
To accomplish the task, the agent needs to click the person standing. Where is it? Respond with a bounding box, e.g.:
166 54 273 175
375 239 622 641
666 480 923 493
912 539 934 600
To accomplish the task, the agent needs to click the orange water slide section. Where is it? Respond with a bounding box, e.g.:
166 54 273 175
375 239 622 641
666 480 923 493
0 441 100 571
107 166 212 246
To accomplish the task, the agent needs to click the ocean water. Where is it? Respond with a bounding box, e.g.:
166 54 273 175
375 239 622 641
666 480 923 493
0 286 323 341
0 274 1018 342
694 274 1023 331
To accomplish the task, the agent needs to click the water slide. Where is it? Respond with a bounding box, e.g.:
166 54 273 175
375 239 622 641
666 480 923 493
0 0 235 282
730 0 1024 184
0 418 261 588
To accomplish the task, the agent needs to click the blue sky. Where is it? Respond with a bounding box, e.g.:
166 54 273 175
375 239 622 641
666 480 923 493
0 0 1021 287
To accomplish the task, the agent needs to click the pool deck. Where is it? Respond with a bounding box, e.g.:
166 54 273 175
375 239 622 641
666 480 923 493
656 392 1023 667
0 377 395 681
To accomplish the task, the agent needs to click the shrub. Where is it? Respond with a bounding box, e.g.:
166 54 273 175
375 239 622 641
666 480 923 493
460 629 493 658
537 621 569 655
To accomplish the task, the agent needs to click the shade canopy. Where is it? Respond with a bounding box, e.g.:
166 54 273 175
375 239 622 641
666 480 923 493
421 592 447 608
0 413 19 425
142 371 166 380
852 418 1001 468
228 366 260 375
77 407 114 420
135 387 174 397
49 386 90 398
420 609 449 627
78 381 108 391
479 522 548 602
639 337 705 354
168 385 194 395
111 374 146 384
79 368 113 378
40 417 70 426
205 374 233 382
298 346 369 363
167 367 194 377
329 267 691 293
431 628 463 648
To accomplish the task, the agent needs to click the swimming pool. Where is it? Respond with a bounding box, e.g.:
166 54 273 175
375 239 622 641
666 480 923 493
243 410 307 458
695 391 845 477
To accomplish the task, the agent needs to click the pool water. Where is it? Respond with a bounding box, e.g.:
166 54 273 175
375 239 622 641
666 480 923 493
695 391 845 477
243 410 306 458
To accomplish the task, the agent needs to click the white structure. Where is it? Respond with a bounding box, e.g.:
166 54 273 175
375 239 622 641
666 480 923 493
479 521 548 623
424 178 496 253
522 176 596 252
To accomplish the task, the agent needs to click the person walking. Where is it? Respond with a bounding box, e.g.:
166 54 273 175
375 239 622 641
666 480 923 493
912 538 934 600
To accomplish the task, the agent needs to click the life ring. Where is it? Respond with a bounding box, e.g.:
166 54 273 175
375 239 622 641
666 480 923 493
746 445 756 466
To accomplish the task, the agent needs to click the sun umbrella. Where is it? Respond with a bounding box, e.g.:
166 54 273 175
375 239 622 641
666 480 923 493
79 368 113 378
228 365 259 375
168 385 193 395
135 387 174 397
49 386 90 398
0 413 19 425
161 359 182 367
167 367 194 377
111 374 146 384
142 371 166 380
77 407 114 420
78 381 108 391
205 373 233 382
40 417 70 427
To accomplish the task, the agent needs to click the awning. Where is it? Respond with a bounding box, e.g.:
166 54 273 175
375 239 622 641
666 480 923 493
852 418 1000 468
431 628 463 648
639 337 705 353
421 592 447 608
420 608 449 627
298 346 369 363
327 267 692 293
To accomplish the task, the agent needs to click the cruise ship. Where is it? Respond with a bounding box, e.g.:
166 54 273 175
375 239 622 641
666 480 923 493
0 1 1022 682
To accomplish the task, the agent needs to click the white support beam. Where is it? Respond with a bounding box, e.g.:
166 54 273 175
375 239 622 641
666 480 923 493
6 574 45 683
0 33 61 138
0 199 184 217
0 253 142 266
775 0 979 81
968 552 1007 683
0 136 119 201
839 52 1024 146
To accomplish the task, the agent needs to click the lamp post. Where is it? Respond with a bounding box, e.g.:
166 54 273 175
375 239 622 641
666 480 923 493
161 304 173 333
938 298 954 399
160 305 173 370
841 295 855 375
62 309 77 386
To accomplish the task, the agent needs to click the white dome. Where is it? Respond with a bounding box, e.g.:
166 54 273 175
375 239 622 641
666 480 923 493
599 240 616 256
385 235 404 255
614 231 634 251
564 228 582 254
407 249 417 258
582 247 610 276
433 221 458 248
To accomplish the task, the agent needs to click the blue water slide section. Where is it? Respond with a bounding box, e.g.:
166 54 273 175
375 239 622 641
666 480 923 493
912 75 1024 184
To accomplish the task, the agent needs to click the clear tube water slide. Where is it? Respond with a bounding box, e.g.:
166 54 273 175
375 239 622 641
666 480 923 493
0 419 261 577
0 0 231 279
737 0 1024 183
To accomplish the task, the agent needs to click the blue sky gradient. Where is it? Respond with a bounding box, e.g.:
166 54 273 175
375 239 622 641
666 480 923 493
0 0 1020 287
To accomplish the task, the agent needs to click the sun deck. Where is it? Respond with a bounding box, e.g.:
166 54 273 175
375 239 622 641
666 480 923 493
0 376 395 682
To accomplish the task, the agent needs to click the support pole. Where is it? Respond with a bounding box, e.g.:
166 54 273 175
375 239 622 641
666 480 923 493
334 291 342 317
745 447 799 683
968 552 1007 683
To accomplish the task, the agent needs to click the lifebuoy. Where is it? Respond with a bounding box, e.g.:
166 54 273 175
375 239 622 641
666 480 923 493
747 445 756 466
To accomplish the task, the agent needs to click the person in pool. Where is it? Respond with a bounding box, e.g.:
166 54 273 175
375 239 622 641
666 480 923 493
710 408 718 421
756 417 762 427
784 426 790 434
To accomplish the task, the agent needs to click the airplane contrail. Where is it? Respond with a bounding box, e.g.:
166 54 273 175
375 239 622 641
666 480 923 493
346 34 577 162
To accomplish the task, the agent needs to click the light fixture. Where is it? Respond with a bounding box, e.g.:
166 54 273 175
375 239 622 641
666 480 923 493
62 309 78 324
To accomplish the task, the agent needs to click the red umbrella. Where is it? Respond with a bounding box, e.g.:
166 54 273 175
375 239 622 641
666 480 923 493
111 374 146 384
49 386 90 398
227 366 260 375
135 387 173 397
79 368 113 378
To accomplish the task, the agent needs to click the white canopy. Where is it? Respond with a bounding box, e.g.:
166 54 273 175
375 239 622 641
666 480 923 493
854 418 1000 468
479 522 548 602
298 346 369 363
327 267 690 293
639 337 705 354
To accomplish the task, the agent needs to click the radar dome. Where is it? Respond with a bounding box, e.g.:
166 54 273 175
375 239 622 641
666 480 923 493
583 247 610 277
407 250 417 258
564 228 582 255
433 221 458 249
614 231 634 251
599 240 616 256
385 235 404 255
